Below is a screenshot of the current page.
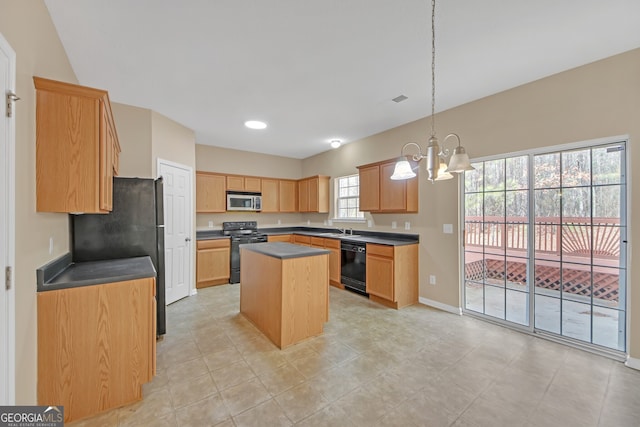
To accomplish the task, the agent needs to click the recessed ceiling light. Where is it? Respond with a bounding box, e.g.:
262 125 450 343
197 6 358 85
330 140 341 149
244 120 267 130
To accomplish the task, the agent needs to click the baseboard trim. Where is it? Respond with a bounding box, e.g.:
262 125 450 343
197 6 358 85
625 356 640 371
419 297 462 315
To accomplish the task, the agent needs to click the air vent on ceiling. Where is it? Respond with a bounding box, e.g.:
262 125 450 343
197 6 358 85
392 95 408 103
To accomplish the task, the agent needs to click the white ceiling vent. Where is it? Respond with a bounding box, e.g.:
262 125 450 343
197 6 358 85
392 95 408 103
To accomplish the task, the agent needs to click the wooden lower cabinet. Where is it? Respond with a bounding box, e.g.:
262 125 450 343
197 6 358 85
196 239 231 288
310 237 340 286
366 243 418 309
324 238 341 287
37 277 156 423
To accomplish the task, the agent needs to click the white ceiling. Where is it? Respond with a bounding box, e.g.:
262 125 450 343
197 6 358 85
44 0 640 159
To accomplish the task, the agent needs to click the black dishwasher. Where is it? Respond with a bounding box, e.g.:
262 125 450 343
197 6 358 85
341 241 368 295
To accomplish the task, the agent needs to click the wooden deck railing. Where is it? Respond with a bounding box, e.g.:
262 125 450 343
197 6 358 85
465 216 621 259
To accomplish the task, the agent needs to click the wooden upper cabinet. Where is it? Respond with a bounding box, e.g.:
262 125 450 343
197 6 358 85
34 77 121 213
227 175 261 192
196 172 226 213
298 179 310 212
261 178 279 212
279 180 297 212
357 159 418 213
298 175 329 213
358 165 380 212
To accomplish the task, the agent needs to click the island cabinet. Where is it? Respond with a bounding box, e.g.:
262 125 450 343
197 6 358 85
196 172 226 213
38 277 156 423
240 242 329 349
366 243 419 309
298 175 330 213
34 77 121 213
227 175 261 192
357 159 418 213
196 238 231 287
279 179 297 212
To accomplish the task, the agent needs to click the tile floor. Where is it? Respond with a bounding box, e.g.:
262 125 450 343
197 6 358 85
73 284 640 426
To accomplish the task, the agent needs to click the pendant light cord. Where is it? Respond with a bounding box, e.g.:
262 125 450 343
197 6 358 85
430 0 436 138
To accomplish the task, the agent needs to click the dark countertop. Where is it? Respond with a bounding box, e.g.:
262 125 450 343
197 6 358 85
37 254 156 292
196 226 418 246
240 242 330 259
196 230 228 240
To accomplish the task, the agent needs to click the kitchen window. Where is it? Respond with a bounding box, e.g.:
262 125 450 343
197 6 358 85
335 174 364 220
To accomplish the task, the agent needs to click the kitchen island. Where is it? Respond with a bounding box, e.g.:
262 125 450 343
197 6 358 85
240 242 330 349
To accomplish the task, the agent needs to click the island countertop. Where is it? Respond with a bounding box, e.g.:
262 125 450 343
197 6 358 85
239 242 329 259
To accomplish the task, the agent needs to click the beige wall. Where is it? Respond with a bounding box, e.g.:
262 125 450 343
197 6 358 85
151 110 196 177
0 0 78 403
195 144 302 179
304 48 640 357
111 103 153 178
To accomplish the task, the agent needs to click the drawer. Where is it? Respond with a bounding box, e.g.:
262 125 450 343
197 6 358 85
367 243 394 258
293 235 311 244
323 238 340 249
197 238 230 250
310 237 325 247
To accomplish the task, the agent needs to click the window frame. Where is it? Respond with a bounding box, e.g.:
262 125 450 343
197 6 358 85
333 174 365 222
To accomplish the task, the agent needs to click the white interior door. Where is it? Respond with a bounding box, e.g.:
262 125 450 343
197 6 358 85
0 32 16 405
158 160 193 304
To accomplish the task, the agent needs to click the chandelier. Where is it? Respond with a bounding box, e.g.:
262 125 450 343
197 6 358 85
391 0 474 182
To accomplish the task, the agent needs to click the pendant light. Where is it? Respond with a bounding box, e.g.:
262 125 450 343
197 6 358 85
391 0 474 182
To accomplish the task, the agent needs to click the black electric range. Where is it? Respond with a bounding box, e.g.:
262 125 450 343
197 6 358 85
223 221 268 284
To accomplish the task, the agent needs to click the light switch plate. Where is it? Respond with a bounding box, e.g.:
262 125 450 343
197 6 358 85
208 221 213 228
391 221 397 229
443 224 453 234
405 221 411 230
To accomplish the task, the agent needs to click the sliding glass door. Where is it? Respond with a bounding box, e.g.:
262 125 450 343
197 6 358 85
463 140 627 352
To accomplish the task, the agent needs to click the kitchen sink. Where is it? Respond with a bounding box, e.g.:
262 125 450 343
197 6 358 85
319 232 360 238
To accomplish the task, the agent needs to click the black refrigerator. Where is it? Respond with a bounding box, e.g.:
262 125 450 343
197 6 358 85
70 177 166 336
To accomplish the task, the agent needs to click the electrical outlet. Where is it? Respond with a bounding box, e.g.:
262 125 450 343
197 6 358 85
208 220 213 228
307 220 311 226
391 221 397 229
443 224 453 234
49 237 54 255
405 221 411 230
367 220 372 228
277 219 281 225
323 220 328 226
429 275 436 285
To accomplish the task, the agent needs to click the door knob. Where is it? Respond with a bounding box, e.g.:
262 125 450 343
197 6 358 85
185 237 191 242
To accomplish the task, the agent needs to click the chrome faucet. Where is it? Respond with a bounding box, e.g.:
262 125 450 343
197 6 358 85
337 228 353 235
